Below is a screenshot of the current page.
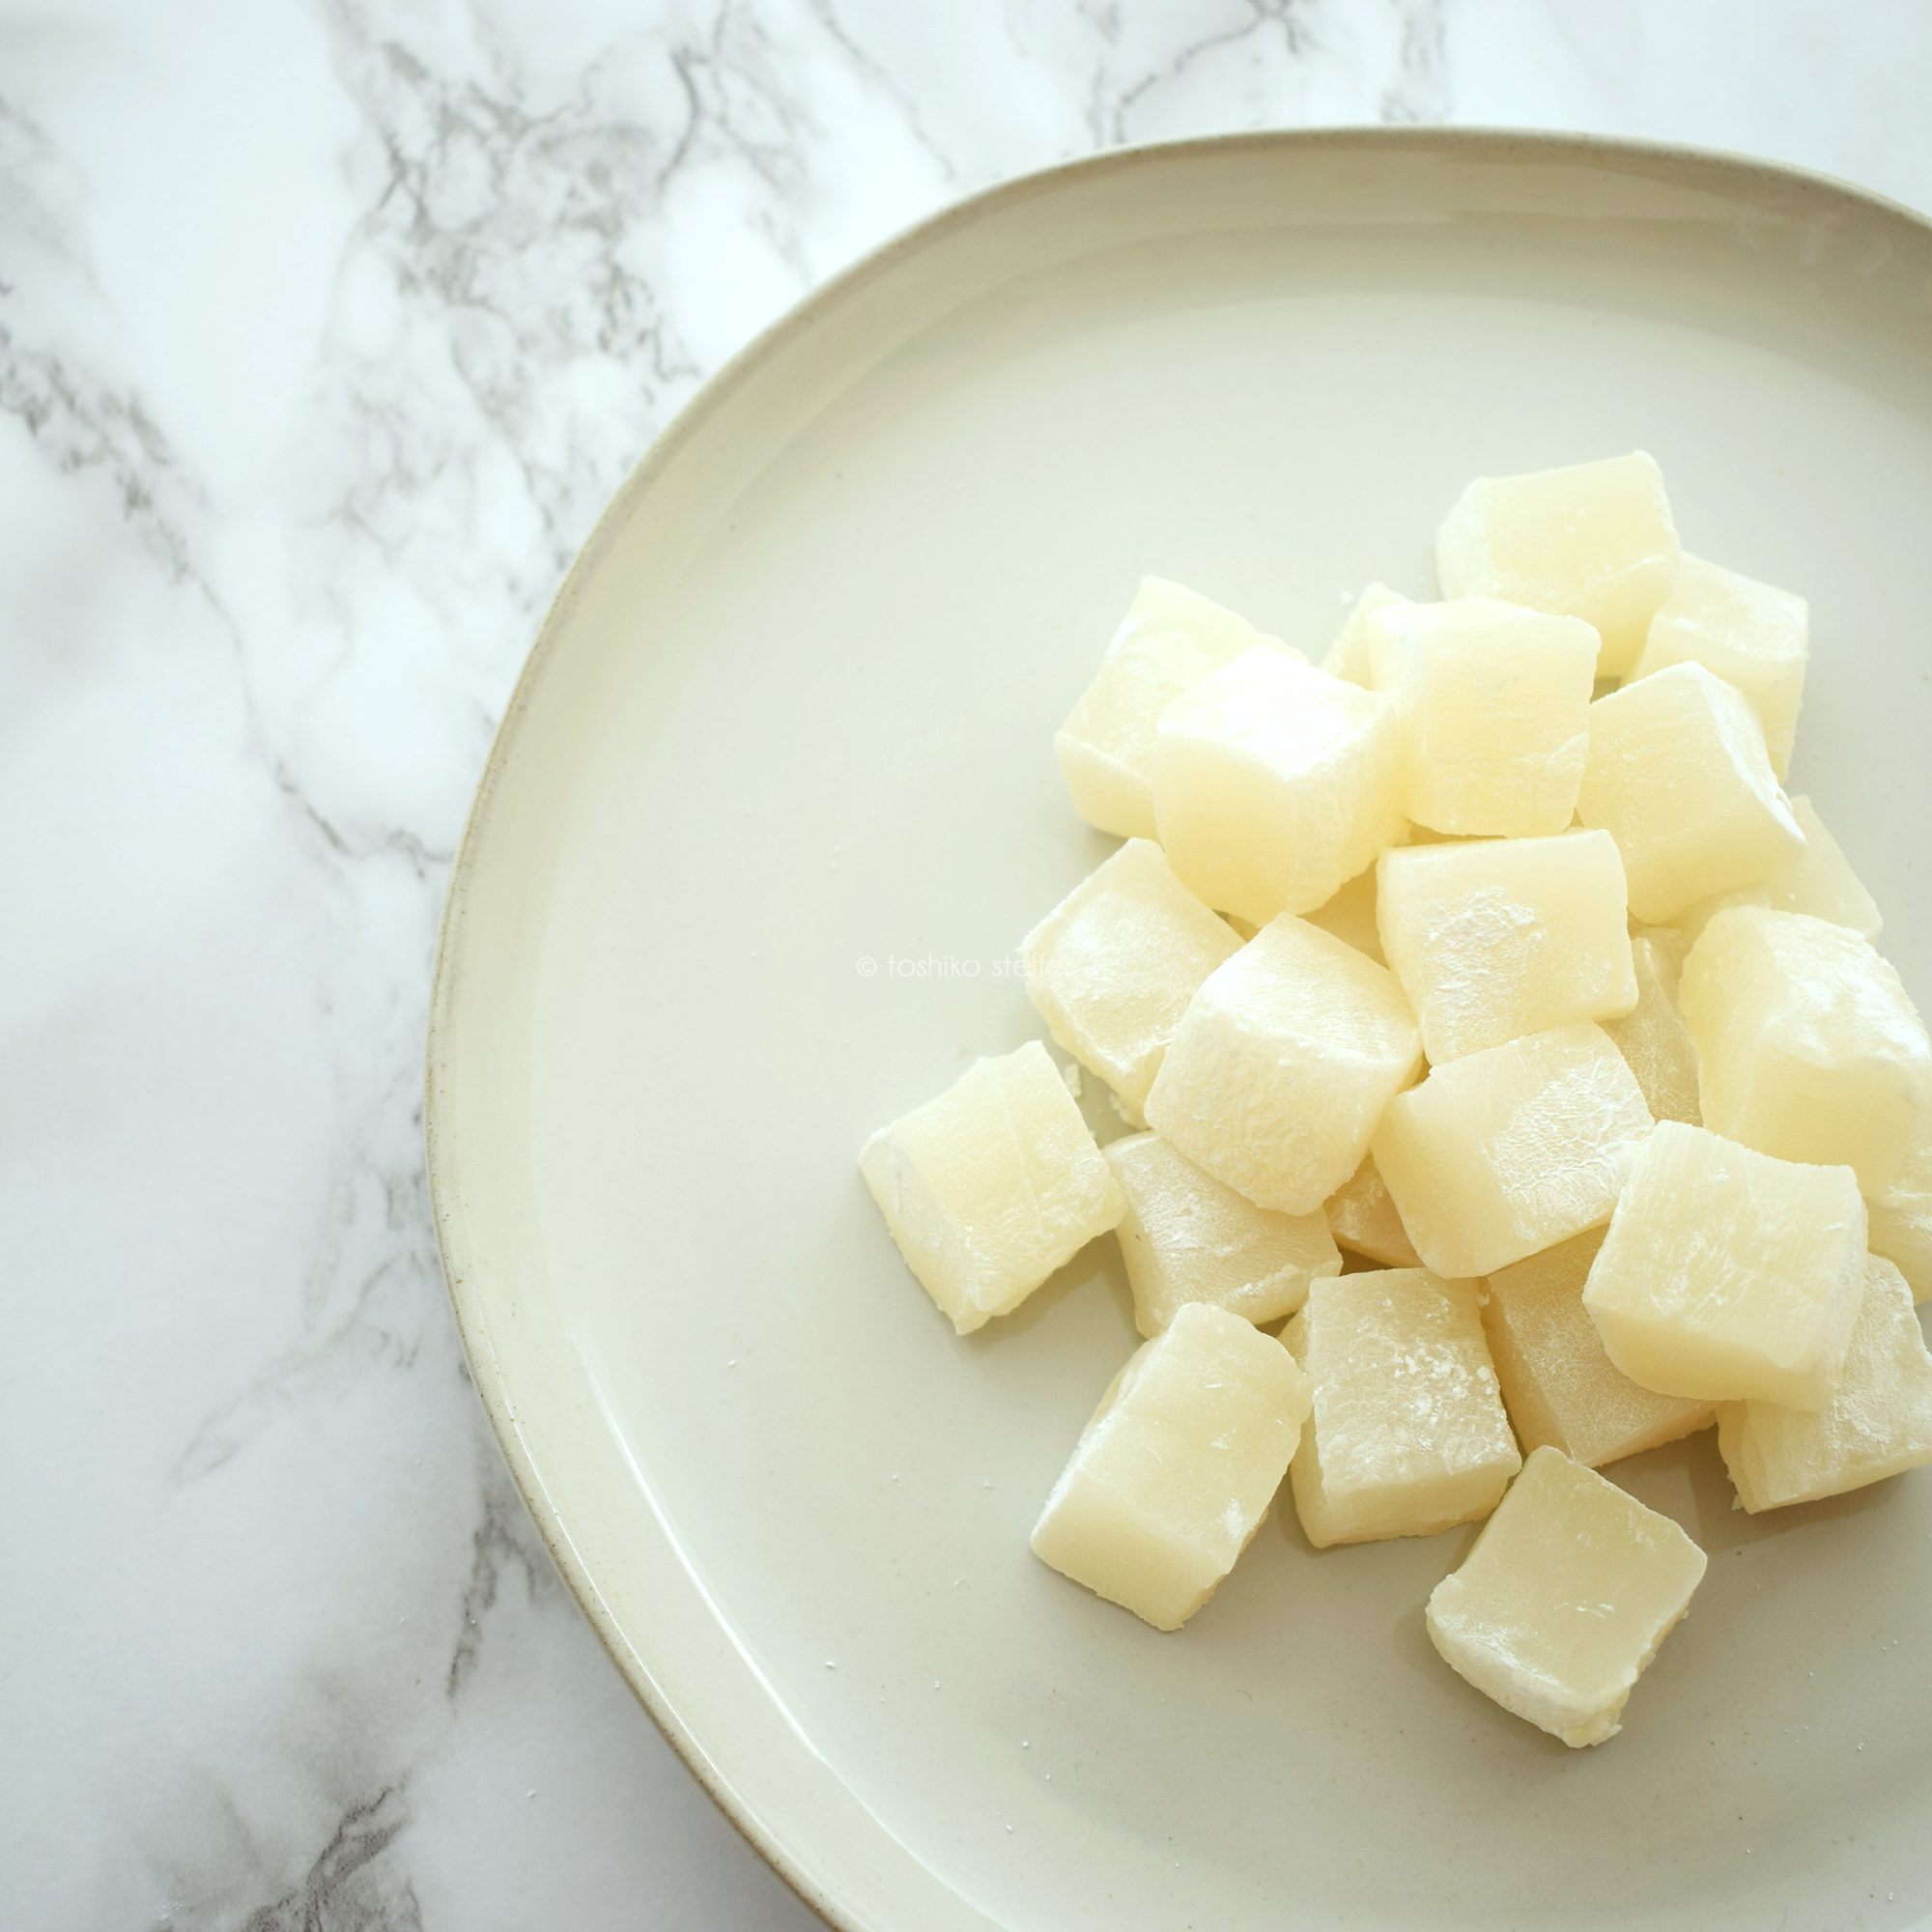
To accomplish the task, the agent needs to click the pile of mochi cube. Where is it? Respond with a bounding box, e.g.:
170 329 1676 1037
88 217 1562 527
860 452 1932 1749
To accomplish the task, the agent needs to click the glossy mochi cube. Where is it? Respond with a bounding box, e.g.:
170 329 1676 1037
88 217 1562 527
1376 832 1636 1064
1870 1115 1932 1302
1372 1023 1652 1278
1323 1154 1422 1268
859 1041 1125 1334
1603 931 1701 1125
1677 795 1882 943
1678 908 1932 1193
1581 1122 1866 1408
1426 1446 1707 1748
1717 1257 1932 1511
1145 913 1422 1215
1153 647 1403 924
1632 553 1807 779
1435 451 1680 676
1321 582 1407 686
1031 1303 1313 1630
1285 1269 1520 1548
1105 1132 1341 1338
1576 662 1803 923
1366 599 1597 836
1022 839 1242 1121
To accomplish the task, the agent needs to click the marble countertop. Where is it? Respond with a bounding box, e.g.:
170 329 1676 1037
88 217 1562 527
6 3 1929 1925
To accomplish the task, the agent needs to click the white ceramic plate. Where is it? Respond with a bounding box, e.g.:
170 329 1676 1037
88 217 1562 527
427 131 1932 1931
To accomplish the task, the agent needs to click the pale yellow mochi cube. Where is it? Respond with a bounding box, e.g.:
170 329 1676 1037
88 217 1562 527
1603 932 1701 1125
1153 647 1403 924
1145 914 1422 1215
1376 832 1636 1064
1105 1132 1342 1338
1581 1121 1866 1408
1435 451 1680 676
1285 1270 1520 1548
1022 839 1242 1122
1676 795 1882 942
1055 577 1292 839
1426 1446 1707 1747
1678 907 1932 1192
1031 1302 1313 1630
1870 1114 1932 1302
1632 552 1807 779
1303 864 1383 963
1575 661 1804 923
1366 600 1597 837
859 1041 1125 1335
1372 1023 1652 1278
1717 1257 1932 1511
1324 1154 1422 1268
1485 1230 1713 1468
1321 582 1408 686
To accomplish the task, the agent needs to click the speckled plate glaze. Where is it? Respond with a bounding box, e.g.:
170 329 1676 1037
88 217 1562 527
427 131 1932 1931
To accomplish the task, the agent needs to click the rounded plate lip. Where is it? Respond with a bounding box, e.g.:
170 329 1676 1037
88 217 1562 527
422 126 1932 1931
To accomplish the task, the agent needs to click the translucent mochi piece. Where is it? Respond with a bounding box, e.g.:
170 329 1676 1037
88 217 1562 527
1870 1115 1932 1303
1366 600 1597 837
1303 864 1383 964
1153 648 1403 924
1055 578 1289 838
1321 582 1407 687
1485 1230 1713 1468
1372 1023 1652 1278
1603 932 1701 1124
1581 1121 1866 1408
1678 907 1932 1193
1285 1269 1520 1548
1104 1132 1342 1338
1426 1446 1707 1747
1031 1303 1313 1630
859 1041 1125 1334
1021 839 1242 1122
1145 913 1422 1215
1717 1257 1932 1511
1632 553 1807 779
1323 1154 1422 1268
1376 832 1636 1064
1435 452 1680 676
1575 662 1804 923
1677 795 1882 943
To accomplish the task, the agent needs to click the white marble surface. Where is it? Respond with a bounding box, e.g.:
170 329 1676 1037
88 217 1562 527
4 3 1929 1925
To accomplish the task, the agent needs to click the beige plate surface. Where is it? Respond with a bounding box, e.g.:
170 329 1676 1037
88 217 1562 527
427 131 1932 1931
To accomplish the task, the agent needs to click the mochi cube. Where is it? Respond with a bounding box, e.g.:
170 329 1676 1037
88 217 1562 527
1366 599 1597 837
1632 553 1807 779
1022 839 1242 1122
859 1041 1125 1334
1303 864 1384 964
1581 1121 1866 1408
1602 932 1701 1125
1323 1154 1422 1268
1677 795 1882 942
1055 577 1290 838
1376 832 1636 1064
1285 1269 1520 1548
1717 1256 1932 1511
1575 662 1803 923
1678 908 1932 1192
1031 1302 1313 1629
1426 1446 1707 1747
1485 1230 1713 1468
1435 451 1680 676
1870 1114 1932 1303
1153 648 1403 924
1105 1132 1342 1337
1145 913 1422 1215
1372 1023 1652 1278
1321 582 1408 686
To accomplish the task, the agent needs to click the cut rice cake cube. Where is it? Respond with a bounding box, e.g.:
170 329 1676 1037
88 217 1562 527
1031 1303 1313 1630
1367 600 1597 837
1717 1256 1932 1511
1321 582 1408 687
1022 838 1242 1122
1581 1121 1866 1408
1105 1132 1342 1338
1323 1154 1422 1268
859 1040 1125 1335
1426 1446 1707 1748
1603 931 1701 1125
1303 864 1383 964
1145 913 1422 1215
1372 1023 1652 1279
1376 832 1636 1064
1676 796 1883 943
1285 1269 1520 1548
1870 1113 1932 1303
1631 553 1807 779
1153 648 1403 924
1575 662 1803 923
1055 577 1293 838
1435 452 1680 676
1484 1229 1713 1468
1678 907 1932 1193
